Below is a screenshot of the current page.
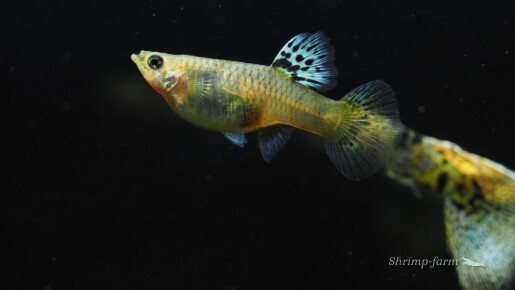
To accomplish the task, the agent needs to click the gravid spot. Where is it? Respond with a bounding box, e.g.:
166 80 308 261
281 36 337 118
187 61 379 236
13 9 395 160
240 104 262 128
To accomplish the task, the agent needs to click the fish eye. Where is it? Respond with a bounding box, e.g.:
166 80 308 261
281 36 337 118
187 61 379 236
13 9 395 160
147 55 163 69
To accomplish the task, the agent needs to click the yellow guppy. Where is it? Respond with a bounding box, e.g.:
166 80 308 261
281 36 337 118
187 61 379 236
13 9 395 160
132 32 402 180
386 128 515 290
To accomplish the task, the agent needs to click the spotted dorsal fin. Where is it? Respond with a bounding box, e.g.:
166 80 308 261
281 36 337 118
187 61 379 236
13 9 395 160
271 32 337 93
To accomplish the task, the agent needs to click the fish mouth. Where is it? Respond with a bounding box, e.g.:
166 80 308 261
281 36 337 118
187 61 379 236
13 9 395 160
131 51 151 65
130 53 139 63
131 51 153 80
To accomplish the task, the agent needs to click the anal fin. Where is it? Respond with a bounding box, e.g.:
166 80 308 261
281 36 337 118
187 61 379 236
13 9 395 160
258 125 295 163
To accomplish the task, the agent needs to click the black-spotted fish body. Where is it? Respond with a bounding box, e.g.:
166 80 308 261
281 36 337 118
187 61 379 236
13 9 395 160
386 128 515 290
132 32 403 181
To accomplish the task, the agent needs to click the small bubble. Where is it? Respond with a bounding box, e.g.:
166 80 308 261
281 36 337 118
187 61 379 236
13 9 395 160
417 105 426 113
205 174 212 181
152 13 156 18
505 50 509 55
180 6 184 10
61 101 71 111
166 210 177 222
10 66 15 73
62 50 73 62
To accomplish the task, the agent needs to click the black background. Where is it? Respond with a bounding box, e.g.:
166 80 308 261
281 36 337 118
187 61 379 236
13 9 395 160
3 0 515 289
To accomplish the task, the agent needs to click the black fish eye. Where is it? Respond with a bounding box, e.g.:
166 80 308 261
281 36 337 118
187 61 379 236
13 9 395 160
147 55 163 69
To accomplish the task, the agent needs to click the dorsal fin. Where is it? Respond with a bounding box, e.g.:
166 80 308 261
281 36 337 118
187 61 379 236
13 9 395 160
271 32 337 93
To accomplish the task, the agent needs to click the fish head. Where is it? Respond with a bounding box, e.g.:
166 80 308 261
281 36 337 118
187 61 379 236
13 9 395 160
131 51 188 107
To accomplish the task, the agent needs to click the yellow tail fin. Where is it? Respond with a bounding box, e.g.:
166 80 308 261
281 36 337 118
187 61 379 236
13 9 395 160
325 80 403 180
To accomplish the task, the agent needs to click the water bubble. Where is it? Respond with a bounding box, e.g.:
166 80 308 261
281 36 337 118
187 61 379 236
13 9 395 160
61 101 71 111
62 50 73 62
166 210 177 222
417 105 426 113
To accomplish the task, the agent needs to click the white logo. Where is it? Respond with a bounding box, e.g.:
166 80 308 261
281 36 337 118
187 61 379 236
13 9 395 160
460 257 486 268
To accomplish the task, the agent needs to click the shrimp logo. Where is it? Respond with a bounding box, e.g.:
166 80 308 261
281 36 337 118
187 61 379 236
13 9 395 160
460 257 486 268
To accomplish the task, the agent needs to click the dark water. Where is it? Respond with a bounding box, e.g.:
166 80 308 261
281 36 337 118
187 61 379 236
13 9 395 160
4 0 515 289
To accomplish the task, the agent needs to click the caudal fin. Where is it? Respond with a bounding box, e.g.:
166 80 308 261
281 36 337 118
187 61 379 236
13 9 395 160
325 80 403 181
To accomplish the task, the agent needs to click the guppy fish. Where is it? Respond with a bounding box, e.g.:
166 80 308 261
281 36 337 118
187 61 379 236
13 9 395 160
132 32 402 180
386 128 515 290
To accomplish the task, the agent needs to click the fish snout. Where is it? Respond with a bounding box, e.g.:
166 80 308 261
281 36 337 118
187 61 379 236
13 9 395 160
131 51 146 63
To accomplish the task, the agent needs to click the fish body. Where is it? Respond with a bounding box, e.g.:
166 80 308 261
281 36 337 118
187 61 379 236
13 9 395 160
386 128 515 290
132 54 338 134
132 32 402 180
